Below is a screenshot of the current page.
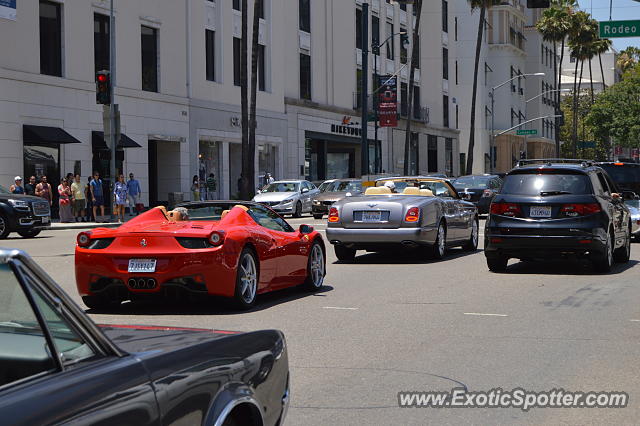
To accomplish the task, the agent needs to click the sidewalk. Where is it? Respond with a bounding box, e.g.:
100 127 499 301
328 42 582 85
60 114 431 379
48 216 134 230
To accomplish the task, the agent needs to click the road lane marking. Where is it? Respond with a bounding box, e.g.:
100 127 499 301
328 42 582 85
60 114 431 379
630 319 640 322
463 312 508 317
323 306 358 311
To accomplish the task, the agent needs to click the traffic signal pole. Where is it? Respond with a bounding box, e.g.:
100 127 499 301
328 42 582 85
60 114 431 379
109 0 116 220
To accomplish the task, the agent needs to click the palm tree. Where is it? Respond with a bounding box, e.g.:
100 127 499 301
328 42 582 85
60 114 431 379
617 46 640 74
247 0 261 198
466 0 500 174
593 38 612 88
240 0 249 199
403 0 423 175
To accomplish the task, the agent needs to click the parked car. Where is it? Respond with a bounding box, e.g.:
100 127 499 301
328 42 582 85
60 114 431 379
485 160 632 273
597 162 640 238
0 185 51 239
452 174 503 214
311 179 363 219
75 202 326 309
0 248 289 425
252 180 320 217
326 177 478 261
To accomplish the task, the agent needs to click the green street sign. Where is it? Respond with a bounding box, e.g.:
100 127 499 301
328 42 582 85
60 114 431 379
516 129 537 136
578 141 596 149
599 20 640 38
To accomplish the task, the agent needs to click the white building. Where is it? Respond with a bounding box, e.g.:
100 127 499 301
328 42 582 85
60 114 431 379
559 44 620 93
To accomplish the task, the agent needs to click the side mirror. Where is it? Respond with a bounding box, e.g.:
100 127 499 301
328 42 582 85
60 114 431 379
299 224 314 234
301 188 309 194
622 191 638 201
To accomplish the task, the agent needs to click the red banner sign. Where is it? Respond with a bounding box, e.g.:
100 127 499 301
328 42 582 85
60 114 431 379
378 75 397 128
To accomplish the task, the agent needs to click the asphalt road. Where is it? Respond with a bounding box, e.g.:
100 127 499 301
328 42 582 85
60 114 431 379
3 216 640 425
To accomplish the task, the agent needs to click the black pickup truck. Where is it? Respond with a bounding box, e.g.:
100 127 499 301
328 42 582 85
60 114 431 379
0 185 51 239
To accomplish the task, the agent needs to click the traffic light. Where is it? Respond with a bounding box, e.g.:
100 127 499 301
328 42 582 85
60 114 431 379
96 70 111 105
527 0 550 8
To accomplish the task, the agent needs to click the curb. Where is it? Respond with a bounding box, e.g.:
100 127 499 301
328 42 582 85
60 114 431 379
48 222 122 231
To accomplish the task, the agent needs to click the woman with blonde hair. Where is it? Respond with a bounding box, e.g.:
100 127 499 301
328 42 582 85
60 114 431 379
113 174 128 223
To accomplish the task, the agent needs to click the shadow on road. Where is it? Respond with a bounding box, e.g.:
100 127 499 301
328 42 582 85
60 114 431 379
86 285 335 316
333 248 480 265
502 259 639 276
3 235 53 240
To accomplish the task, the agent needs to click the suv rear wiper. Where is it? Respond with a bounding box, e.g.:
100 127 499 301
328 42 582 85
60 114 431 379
539 190 572 196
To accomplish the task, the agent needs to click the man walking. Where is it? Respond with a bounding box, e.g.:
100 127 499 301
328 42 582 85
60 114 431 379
9 176 24 194
90 172 105 221
127 173 142 215
24 176 37 195
35 176 52 206
206 173 217 200
71 174 86 222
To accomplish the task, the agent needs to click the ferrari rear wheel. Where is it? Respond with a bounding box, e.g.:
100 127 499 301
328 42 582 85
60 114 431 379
334 245 356 262
234 248 259 309
303 241 325 291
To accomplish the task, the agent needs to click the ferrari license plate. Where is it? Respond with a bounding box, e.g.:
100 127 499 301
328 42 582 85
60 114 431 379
128 259 157 273
530 206 552 218
362 211 382 222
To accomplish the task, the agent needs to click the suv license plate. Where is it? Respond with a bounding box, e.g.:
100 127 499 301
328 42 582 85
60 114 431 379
530 206 552 218
128 259 157 273
362 211 382 222
41 216 49 224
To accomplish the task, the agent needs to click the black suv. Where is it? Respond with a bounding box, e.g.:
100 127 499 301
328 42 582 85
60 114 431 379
0 185 51 239
485 160 632 273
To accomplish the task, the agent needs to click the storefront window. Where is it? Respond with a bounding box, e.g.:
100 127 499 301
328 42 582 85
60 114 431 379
24 143 60 217
258 144 277 187
199 141 221 200
445 138 453 176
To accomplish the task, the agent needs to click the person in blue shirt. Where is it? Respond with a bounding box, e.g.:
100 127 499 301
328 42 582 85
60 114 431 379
127 173 142 216
9 176 24 194
90 172 105 221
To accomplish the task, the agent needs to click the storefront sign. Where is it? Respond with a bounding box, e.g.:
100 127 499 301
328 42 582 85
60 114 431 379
378 75 398 128
0 0 16 21
331 123 362 137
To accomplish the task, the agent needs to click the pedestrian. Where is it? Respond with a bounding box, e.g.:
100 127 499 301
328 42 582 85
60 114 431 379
58 178 74 223
237 173 244 199
206 173 217 200
24 176 37 196
65 172 74 185
90 172 105 221
35 176 53 206
9 176 24 194
266 172 275 185
85 176 94 222
71 174 86 222
127 172 141 216
191 175 200 201
113 174 128 223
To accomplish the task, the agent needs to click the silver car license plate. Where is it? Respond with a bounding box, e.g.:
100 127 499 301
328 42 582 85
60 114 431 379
362 211 382 222
128 259 157 273
530 206 552 218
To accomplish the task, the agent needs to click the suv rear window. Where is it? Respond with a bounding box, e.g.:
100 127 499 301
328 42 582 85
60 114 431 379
502 173 592 196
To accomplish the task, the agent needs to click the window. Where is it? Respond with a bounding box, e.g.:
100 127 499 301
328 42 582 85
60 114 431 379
455 60 458 84
456 104 459 129
413 86 421 119
445 138 453 176
233 0 241 11
300 53 311 100
94 14 110 75
205 29 215 82
401 82 408 117
141 26 158 92
248 205 294 232
442 0 448 33
455 17 458 41
356 8 363 50
258 44 266 91
372 15 380 48
442 48 449 80
443 95 449 128
257 0 265 19
428 135 438 173
386 22 394 60
414 33 420 69
233 37 241 86
400 3 407 11
400 27 408 64
40 0 62 77
299 0 310 32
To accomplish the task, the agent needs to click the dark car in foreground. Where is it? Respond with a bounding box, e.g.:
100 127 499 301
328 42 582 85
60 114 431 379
0 185 51 239
485 160 632 273
451 174 503 214
0 249 289 425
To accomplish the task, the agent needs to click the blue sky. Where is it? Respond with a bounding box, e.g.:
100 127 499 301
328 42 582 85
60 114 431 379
579 0 640 50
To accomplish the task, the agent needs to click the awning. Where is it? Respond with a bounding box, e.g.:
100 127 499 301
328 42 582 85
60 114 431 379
92 131 142 150
23 125 82 145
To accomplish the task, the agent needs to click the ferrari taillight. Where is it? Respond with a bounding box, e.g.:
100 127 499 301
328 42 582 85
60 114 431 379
490 202 522 217
404 207 420 223
208 231 225 246
328 207 339 223
77 232 92 247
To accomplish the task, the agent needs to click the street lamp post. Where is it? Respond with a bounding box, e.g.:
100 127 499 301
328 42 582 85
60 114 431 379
490 72 545 173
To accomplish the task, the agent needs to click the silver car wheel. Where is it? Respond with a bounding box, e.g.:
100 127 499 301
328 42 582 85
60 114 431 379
471 220 478 246
239 253 257 304
606 232 613 267
309 244 325 288
0 216 5 236
437 225 446 257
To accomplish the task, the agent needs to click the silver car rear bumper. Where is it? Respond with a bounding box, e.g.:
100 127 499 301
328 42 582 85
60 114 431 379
326 226 436 245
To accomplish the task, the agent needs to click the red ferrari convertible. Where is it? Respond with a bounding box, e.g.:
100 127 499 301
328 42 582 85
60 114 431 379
75 202 326 309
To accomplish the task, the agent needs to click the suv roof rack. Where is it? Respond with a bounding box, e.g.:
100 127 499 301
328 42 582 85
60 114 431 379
515 159 594 168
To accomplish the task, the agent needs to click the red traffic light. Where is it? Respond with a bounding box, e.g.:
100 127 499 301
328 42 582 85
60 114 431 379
97 74 107 82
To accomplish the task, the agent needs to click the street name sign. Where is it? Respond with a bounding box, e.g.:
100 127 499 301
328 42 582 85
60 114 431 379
516 129 538 136
599 20 640 38
578 141 596 149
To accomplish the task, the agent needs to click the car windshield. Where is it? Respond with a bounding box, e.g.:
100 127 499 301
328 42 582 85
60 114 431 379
452 176 491 189
502 173 592 196
327 181 362 192
0 185 10 194
599 165 640 186
263 183 299 193
318 181 333 192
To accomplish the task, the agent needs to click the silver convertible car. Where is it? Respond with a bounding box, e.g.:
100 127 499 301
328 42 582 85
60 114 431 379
326 177 479 261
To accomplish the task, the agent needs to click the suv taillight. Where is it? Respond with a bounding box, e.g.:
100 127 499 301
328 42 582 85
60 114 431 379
328 207 339 222
490 202 522 217
560 203 601 217
404 207 420 223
